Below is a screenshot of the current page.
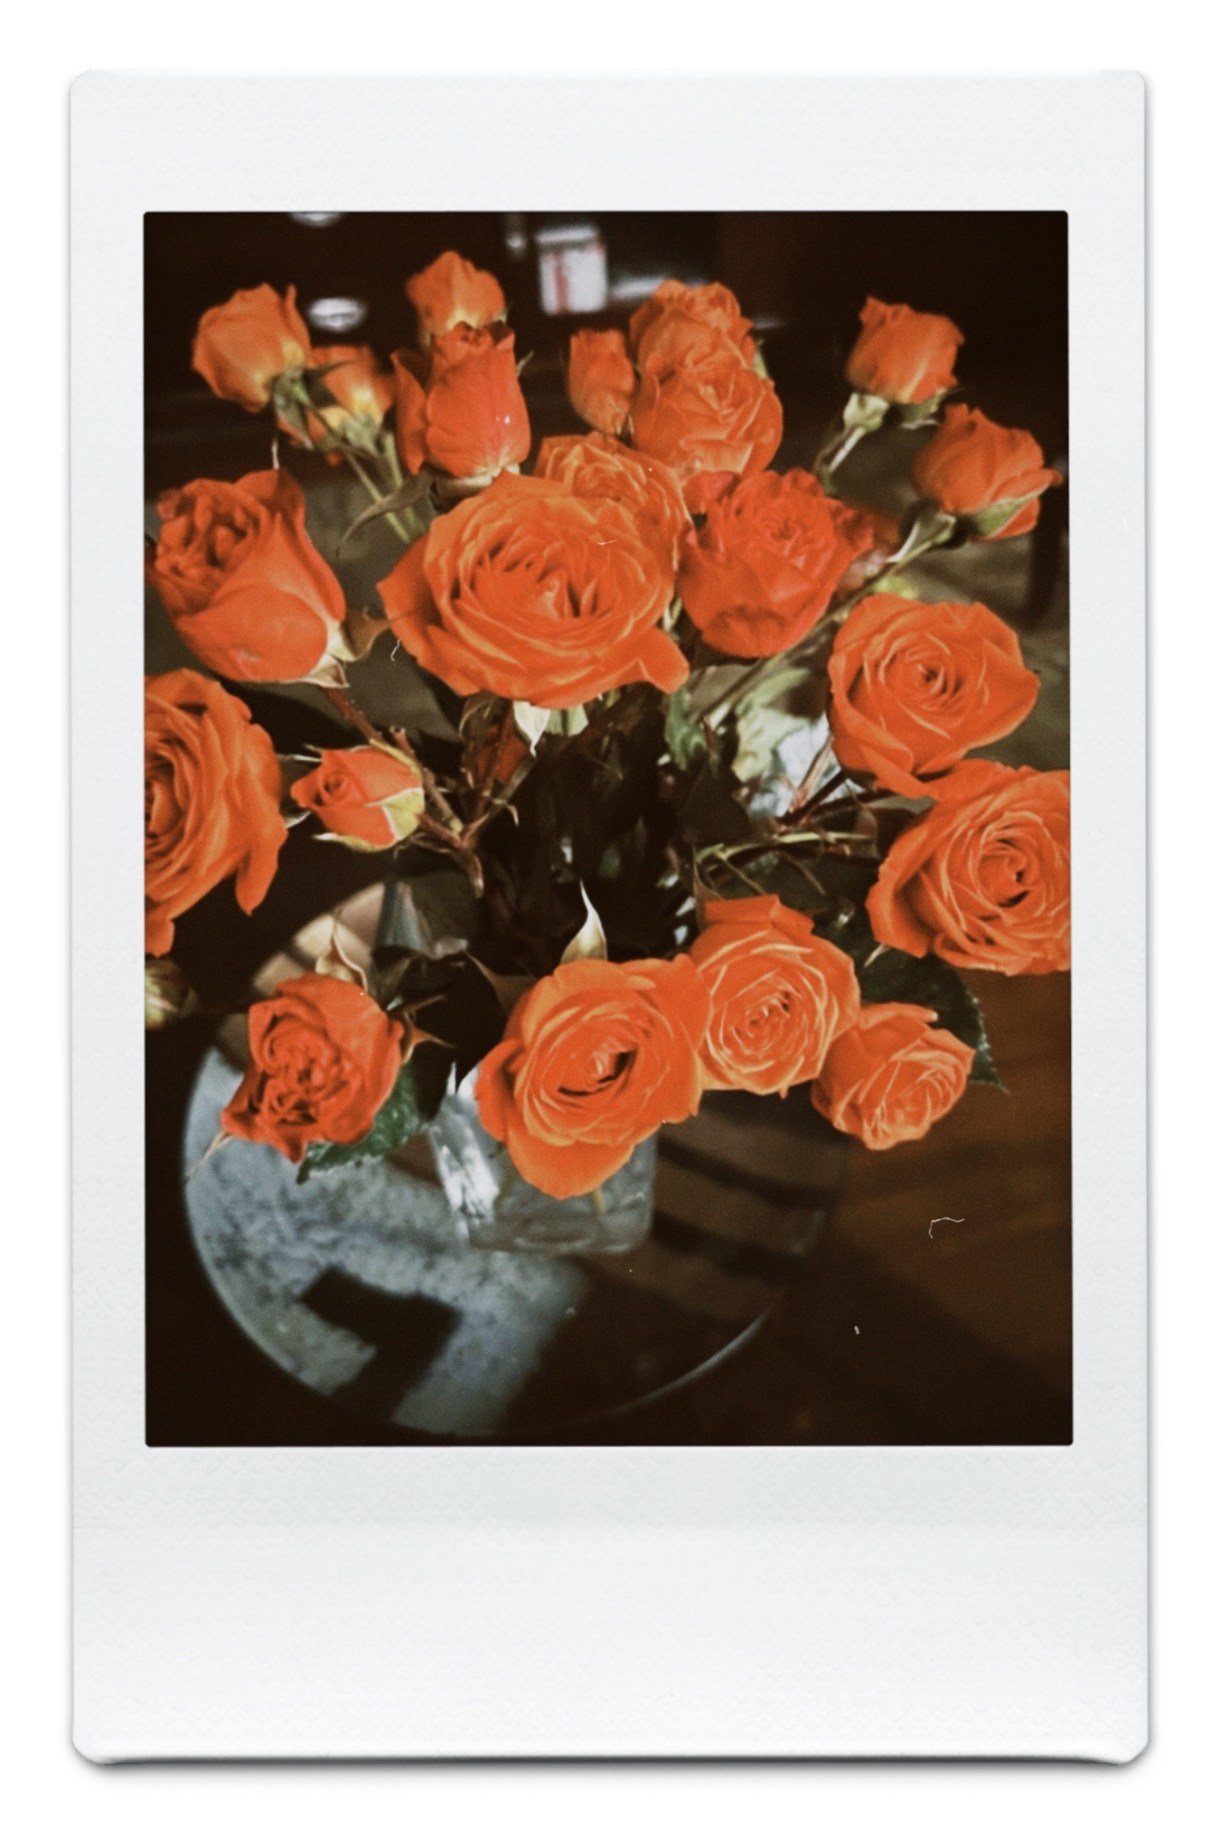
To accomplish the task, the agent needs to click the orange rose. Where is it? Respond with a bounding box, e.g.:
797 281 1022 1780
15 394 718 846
283 344 393 456
911 404 1062 539
629 280 758 368
867 763 1070 975
534 432 690 571
144 669 287 956
845 297 963 406
475 956 710 1198
566 328 637 436
405 250 506 347
290 745 425 850
379 471 688 710
631 331 782 513
393 323 530 481
678 468 873 658
221 972 405 1164
811 1002 974 1149
148 469 350 685
828 594 1040 797
689 896 861 1094
191 284 310 412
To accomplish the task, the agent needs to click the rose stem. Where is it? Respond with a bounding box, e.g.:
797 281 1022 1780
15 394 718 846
340 448 415 545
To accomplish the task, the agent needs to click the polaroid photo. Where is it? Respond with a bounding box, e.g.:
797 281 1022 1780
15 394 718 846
71 71 1146 1759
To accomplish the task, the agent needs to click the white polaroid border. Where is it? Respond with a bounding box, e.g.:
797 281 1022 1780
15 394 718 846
71 72 1146 1761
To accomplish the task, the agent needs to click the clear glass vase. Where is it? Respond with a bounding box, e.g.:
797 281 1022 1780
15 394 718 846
426 1071 658 1255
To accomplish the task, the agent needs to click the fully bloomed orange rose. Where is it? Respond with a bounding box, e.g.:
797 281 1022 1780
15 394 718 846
566 328 637 436
811 1002 974 1149
911 404 1062 539
629 280 758 368
379 471 688 709
284 344 393 456
148 469 349 685
476 957 710 1198
845 298 963 406
867 763 1071 975
393 323 530 481
221 972 405 1164
192 284 310 412
689 896 860 1095
290 745 425 850
144 669 287 956
678 468 873 658
405 250 506 347
631 332 782 513
534 432 690 571
828 594 1040 798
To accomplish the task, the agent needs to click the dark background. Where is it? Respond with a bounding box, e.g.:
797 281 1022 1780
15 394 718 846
145 211 1070 1446
146 210 1068 489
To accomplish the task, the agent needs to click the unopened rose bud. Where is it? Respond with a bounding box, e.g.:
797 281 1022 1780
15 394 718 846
289 744 426 850
145 957 200 1029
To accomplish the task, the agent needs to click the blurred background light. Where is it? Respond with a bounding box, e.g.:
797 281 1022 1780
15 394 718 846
291 211 345 228
305 295 368 335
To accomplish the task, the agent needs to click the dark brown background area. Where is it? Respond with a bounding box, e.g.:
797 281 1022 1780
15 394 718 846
145 211 1070 1445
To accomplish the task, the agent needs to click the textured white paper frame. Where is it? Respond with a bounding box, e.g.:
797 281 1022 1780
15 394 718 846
71 72 1146 1762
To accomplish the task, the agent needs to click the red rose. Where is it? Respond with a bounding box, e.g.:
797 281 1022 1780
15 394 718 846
631 333 782 514
828 594 1040 797
405 250 506 347
678 469 873 658
148 469 350 685
845 298 963 406
811 1003 974 1149
566 329 637 436
629 280 758 368
191 284 310 412
911 404 1061 539
221 973 405 1164
476 957 709 1198
689 896 860 1094
379 471 687 710
144 669 286 956
534 432 690 572
867 763 1071 975
290 745 425 851
393 322 530 482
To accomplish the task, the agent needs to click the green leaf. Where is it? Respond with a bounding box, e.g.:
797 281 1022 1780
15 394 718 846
298 1045 453 1180
825 915 1004 1088
664 687 709 771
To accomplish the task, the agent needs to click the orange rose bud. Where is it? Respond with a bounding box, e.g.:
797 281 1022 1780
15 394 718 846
144 669 287 957
290 745 425 851
191 284 310 412
476 956 710 1199
566 328 637 436
867 763 1070 976
631 333 782 514
534 432 690 572
811 1002 974 1150
290 344 393 453
405 250 506 347
911 404 1062 539
678 469 873 658
845 297 963 406
379 471 688 710
393 323 530 482
828 594 1040 798
629 280 758 368
689 896 860 1095
221 972 405 1164
147 469 349 686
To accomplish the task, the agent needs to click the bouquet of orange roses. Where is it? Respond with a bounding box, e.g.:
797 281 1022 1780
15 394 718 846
146 250 1068 1224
